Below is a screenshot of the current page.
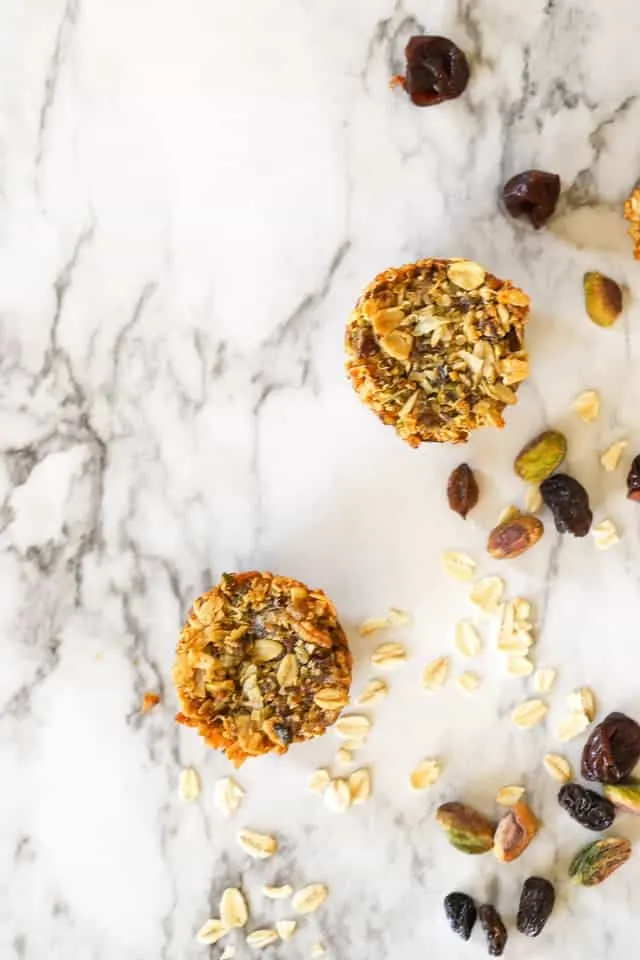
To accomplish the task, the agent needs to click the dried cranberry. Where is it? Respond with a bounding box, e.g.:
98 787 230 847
558 783 615 831
627 454 640 502
502 170 561 229
540 473 593 537
582 712 640 784
403 36 470 107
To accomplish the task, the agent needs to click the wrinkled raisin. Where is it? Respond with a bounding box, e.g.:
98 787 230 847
558 783 615 831
447 463 479 519
540 473 593 536
627 454 640 502
444 892 477 941
403 36 470 107
582 712 640 784
502 170 561 229
479 904 507 957
517 877 555 937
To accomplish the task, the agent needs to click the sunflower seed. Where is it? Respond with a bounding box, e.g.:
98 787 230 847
237 829 278 859
348 768 371 804
335 715 371 740
178 767 201 802
534 668 557 694
292 884 329 915
600 439 627 471
324 778 351 813
422 656 449 691
371 642 407 668
496 785 525 806
543 753 573 784
196 919 229 945
276 920 297 941
220 888 248 929
457 671 481 693
525 485 543 514
454 621 482 658
442 550 477 581
214 777 245 817
409 758 440 791
512 699 548 729
356 678 388 705
572 389 600 423
246 929 279 950
263 884 293 900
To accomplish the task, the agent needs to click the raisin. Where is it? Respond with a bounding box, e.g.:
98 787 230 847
502 170 561 229
273 723 293 745
403 36 470 107
447 463 479 519
517 877 555 937
540 473 593 537
444 892 477 941
479 904 507 957
558 783 615 831
627 454 640 502
582 712 640 784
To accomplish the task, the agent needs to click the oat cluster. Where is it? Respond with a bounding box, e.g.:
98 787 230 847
345 258 530 446
174 572 352 766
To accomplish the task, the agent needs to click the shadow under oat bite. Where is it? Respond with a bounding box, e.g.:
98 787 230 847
174 572 352 766
345 258 530 446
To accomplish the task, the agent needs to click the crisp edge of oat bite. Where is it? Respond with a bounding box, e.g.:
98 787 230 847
624 187 640 260
345 258 530 448
174 572 352 767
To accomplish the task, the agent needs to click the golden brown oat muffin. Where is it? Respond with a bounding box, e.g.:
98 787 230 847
345 258 530 446
624 187 640 260
174 572 352 766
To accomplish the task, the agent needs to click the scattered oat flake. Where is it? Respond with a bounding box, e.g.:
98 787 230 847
525 485 542 514
178 766 201 802
512 699 548 729
356 678 388 705
442 550 477 581
196 919 229 945
470 576 504 615
544 753 573 784
409 758 440 791
454 621 482 658
335 715 371 740
276 920 297 941
292 884 329 915
214 777 245 817
358 607 411 636
237 829 278 859
342 737 367 751
336 747 352 766
457 671 481 693
506 655 534 677
422 656 449 691
496 785 525 806
220 888 248 929
348 768 371 804
311 943 327 958
324 778 351 813
246 929 279 950
388 606 411 626
592 519 620 550
572 389 600 423
567 688 596 722
307 768 331 794
556 712 590 742
600 440 628 472
371 642 407 668
221 947 236 960
534 668 557 694
140 691 160 714
263 884 293 900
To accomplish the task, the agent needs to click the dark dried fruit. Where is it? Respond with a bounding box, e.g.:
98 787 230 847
583 272 623 328
444 892 477 941
581 711 640 784
517 877 555 937
402 36 470 107
540 473 593 537
447 463 479 519
493 801 540 862
502 170 561 229
569 837 631 886
479 904 507 957
558 783 615 831
627 455 640 503
487 513 544 560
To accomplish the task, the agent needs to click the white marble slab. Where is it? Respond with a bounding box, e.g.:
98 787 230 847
3 1 640 957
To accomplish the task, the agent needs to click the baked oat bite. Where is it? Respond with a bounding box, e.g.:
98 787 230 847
174 572 352 766
624 187 640 260
345 258 530 446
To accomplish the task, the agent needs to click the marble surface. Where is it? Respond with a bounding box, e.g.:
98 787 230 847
3 1 640 958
